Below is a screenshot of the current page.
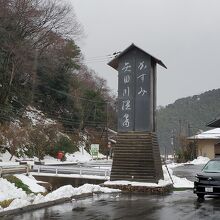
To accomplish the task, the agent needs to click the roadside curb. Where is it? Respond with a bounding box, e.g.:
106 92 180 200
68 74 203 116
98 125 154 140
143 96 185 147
0 193 93 218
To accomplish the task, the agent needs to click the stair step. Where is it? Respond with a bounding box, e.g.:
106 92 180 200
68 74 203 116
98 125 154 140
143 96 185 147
111 163 154 167
111 171 155 175
112 160 154 164
111 170 154 173
115 141 158 144
114 145 157 148
110 132 163 183
113 152 153 155
110 175 156 181
112 158 154 161
111 163 154 166
110 179 156 182
113 150 153 154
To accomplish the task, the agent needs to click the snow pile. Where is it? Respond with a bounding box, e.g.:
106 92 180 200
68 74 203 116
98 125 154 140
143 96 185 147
0 174 45 210
43 155 60 164
33 185 76 204
0 151 19 162
66 151 106 163
163 166 193 188
164 156 210 168
66 149 92 163
0 178 27 202
34 184 120 204
0 148 100 166
4 198 31 211
14 174 46 193
0 177 120 212
76 183 119 194
41 150 93 164
187 156 210 165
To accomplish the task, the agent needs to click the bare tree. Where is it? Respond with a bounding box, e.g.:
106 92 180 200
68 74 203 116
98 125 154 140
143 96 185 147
0 0 83 104
0 122 28 160
27 123 62 161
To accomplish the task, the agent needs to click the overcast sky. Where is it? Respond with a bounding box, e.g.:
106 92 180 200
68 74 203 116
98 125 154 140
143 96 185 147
69 0 220 106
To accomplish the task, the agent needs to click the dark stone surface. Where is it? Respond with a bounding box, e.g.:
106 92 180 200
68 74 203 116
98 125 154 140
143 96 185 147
102 183 173 194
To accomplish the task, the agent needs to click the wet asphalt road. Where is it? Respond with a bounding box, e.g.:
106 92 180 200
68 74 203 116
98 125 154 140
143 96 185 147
173 164 204 181
4 191 220 220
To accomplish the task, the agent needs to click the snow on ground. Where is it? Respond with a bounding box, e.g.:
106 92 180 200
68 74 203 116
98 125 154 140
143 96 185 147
41 150 93 165
186 156 210 165
0 149 104 167
0 178 27 202
66 150 106 163
164 166 193 188
14 174 46 193
164 156 210 169
104 165 194 189
43 155 62 164
66 149 92 163
24 106 56 126
0 151 18 163
4 198 32 211
0 162 19 166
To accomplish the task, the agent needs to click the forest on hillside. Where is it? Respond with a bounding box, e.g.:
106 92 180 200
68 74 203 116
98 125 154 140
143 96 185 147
0 0 117 129
0 0 117 159
157 88 220 155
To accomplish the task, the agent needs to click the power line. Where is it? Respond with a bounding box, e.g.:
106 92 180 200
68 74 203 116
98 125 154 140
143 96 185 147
84 52 120 61
39 85 109 104
83 52 121 64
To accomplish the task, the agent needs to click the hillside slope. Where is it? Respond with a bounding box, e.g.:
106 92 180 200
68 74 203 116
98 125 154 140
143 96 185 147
157 89 220 154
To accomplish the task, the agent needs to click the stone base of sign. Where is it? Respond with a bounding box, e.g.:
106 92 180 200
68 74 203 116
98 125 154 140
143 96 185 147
110 132 163 183
102 183 173 194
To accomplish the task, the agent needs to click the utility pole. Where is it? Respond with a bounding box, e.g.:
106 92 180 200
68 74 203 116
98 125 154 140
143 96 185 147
188 122 191 137
171 129 175 161
32 49 38 104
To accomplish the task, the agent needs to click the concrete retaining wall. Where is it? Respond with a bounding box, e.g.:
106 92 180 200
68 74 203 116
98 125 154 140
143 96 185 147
33 175 105 189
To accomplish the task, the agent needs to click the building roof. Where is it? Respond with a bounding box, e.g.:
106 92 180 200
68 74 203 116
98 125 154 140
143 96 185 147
188 128 220 140
108 43 167 70
207 117 220 128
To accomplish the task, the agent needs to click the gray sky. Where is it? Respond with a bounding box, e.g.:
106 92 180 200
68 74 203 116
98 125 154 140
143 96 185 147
70 0 220 106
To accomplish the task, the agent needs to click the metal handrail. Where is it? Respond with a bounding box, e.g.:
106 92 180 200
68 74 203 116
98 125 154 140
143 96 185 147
0 165 29 177
32 165 111 179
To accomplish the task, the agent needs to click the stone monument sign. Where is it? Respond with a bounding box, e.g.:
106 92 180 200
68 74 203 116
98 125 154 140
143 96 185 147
108 44 166 183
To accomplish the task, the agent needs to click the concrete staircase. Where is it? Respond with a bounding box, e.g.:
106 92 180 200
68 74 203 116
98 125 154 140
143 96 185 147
110 132 163 183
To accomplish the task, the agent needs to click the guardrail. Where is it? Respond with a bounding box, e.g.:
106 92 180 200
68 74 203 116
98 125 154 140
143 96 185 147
0 165 29 177
32 165 111 179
